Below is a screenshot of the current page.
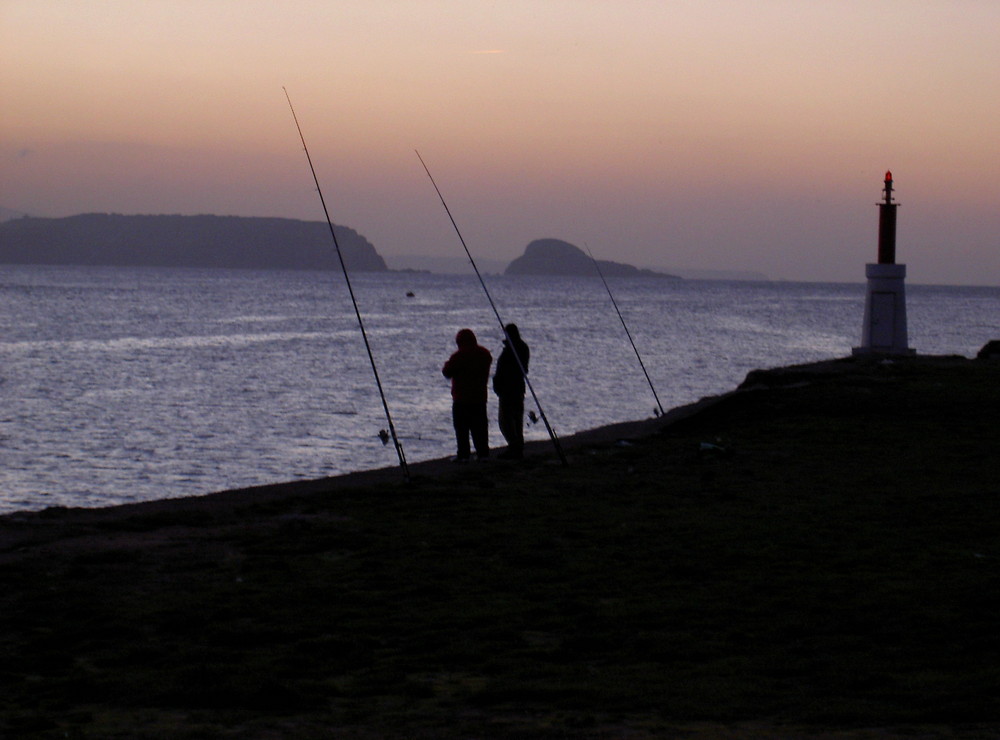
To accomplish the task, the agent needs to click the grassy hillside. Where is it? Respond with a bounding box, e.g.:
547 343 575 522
1 355 998 738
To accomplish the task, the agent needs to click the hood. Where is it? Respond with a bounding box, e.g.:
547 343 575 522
455 328 477 349
503 323 521 343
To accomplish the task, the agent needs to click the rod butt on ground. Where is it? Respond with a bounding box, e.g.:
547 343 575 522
285 88 410 482
586 245 665 418
416 150 567 466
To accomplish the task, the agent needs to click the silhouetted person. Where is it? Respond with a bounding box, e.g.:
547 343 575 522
493 323 530 460
442 328 492 462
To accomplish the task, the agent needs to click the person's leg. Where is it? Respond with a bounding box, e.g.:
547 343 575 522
508 395 524 454
452 402 471 460
470 402 489 458
498 395 524 458
498 396 513 446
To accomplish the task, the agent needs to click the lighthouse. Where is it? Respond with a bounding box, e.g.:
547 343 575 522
853 171 914 356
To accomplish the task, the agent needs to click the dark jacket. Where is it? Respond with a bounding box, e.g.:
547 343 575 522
442 329 493 403
492 331 530 397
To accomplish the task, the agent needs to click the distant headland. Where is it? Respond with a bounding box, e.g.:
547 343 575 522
504 238 681 279
0 213 764 279
0 213 388 272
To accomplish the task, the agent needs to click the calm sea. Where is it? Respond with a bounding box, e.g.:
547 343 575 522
1 265 997 514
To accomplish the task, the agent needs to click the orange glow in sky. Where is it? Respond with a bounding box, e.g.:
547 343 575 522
2 0 999 284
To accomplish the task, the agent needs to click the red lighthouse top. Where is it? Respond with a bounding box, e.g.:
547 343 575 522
881 170 895 205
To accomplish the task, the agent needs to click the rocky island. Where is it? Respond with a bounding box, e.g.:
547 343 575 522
0 213 387 271
504 238 680 278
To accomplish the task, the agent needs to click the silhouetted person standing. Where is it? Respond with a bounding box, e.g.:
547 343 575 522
442 328 492 461
493 323 530 460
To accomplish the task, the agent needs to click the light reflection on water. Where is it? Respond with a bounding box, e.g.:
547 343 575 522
0 265 998 513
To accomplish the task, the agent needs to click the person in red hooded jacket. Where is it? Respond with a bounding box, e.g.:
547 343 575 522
442 328 493 461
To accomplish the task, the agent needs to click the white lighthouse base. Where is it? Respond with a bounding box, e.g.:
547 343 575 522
853 263 915 356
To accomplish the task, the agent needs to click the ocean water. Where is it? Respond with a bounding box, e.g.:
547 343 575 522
1 265 997 514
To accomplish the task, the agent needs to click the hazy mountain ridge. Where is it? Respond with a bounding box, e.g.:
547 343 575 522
386 254 508 275
505 238 681 279
669 268 769 281
0 207 31 222
0 213 388 271
0 211 767 279
388 254 767 280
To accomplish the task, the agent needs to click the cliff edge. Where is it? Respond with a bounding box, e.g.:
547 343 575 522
0 213 388 271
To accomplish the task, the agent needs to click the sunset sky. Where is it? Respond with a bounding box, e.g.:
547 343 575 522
2 0 998 284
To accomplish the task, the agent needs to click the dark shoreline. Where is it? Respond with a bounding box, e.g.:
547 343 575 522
0 353 969 525
0 377 703 526
2 353 998 739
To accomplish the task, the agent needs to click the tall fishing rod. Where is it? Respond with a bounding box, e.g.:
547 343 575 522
284 88 409 482
415 150 567 466
586 245 666 418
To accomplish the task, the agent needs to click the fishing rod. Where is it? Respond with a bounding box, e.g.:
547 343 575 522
586 245 666 418
284 88 409 482
415 150 567 466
